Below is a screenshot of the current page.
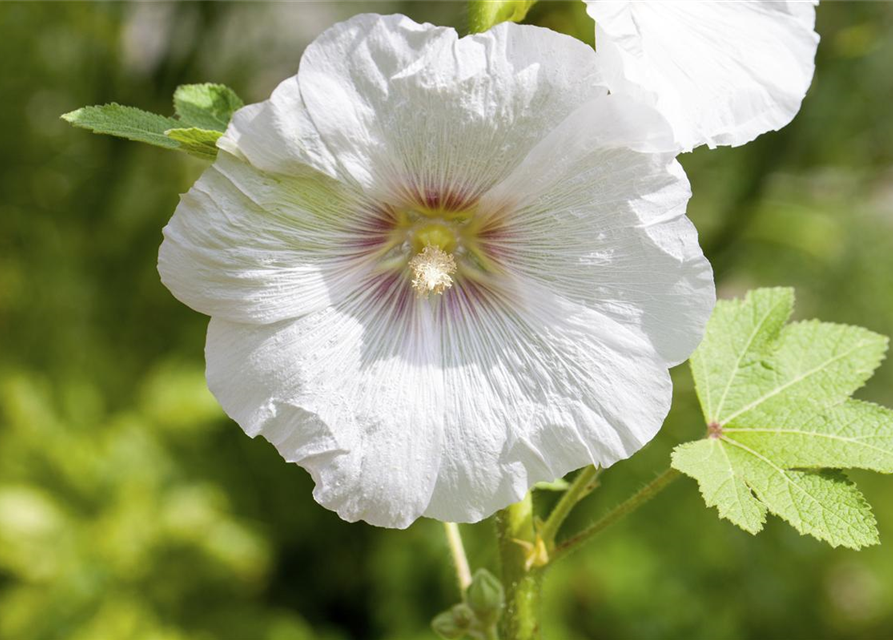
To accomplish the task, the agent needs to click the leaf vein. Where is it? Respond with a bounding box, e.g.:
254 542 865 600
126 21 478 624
719 340 874 426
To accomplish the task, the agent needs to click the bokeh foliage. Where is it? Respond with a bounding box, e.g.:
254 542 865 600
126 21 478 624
1 2 892 639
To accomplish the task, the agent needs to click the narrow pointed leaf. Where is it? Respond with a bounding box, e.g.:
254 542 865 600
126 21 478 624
61 104 181 149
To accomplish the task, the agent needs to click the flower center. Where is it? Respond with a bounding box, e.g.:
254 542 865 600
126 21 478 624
378 191 498 298
411 222 458 254
409 245 457 297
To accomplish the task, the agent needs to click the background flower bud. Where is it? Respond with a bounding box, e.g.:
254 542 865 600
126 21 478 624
466 568 505 622
431 607 468 640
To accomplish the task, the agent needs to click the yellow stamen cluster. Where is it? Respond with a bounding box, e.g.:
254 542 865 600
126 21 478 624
409 245 457 297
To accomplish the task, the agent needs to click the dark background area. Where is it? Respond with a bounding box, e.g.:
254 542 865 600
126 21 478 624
1 3 892 639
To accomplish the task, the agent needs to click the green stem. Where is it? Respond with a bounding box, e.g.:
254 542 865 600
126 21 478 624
443 522 473 593
467 1 497 34
496 493 542 640
550 468 680 564
539 466 601 550
467 1 537 34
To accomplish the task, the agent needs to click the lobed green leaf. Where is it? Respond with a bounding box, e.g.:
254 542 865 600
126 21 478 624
675 288 892 549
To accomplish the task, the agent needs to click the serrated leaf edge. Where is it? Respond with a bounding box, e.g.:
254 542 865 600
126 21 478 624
721 436 879 549
671 441 767 534
719 321 888 427
61 103 181 148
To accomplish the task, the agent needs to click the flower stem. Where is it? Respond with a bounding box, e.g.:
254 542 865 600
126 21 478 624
467 1 538 34
539 465 601 550
467 1 497 34
550 468 680 564
496 493 542 640
443 522 473 593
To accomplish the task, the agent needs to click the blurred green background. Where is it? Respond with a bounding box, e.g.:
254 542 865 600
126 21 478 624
1 2 892 639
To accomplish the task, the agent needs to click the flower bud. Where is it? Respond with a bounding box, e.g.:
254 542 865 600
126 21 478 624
466 569 505 622
431 603 474 639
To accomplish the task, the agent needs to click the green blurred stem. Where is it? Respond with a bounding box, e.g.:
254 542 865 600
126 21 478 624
443 522 473 593
467 1 494 34
550 468 680 564
467 1 537 34
539 465 601 550
496 493 542 640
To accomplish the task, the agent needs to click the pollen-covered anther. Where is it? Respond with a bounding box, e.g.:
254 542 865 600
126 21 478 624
409 245 457 297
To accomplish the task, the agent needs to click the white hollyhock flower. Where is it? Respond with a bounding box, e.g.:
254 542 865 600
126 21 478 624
158 14 715 528
584 0 820 150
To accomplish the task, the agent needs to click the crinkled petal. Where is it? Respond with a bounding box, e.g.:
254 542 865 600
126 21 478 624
425 285 673 522
217 73 344 181
159 152 384 324
480 94 715 366
205 285 445 529
206 279 672 527
585 0 820 150
297 14 609 198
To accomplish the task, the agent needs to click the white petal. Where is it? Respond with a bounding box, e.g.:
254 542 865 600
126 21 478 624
217 72 343 181
425 286 673 522
205 280 673 527
158 152 378 324
480 94 715 366
585 0 819 150
296 14 609 196
205 290 445 530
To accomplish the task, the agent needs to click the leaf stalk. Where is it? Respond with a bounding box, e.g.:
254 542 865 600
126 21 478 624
550 468 680 564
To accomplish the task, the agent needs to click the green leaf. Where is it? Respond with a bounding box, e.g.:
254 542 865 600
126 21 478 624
173 83 244 132
673 438 767 534
62 83 243 159
165 127 223 161
61 104 181 150
674 287 892 549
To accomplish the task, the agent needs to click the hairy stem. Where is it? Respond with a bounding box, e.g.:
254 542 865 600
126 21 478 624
443 522 473 593
539 466 601 550
550 468 680 564
496 493 542 640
